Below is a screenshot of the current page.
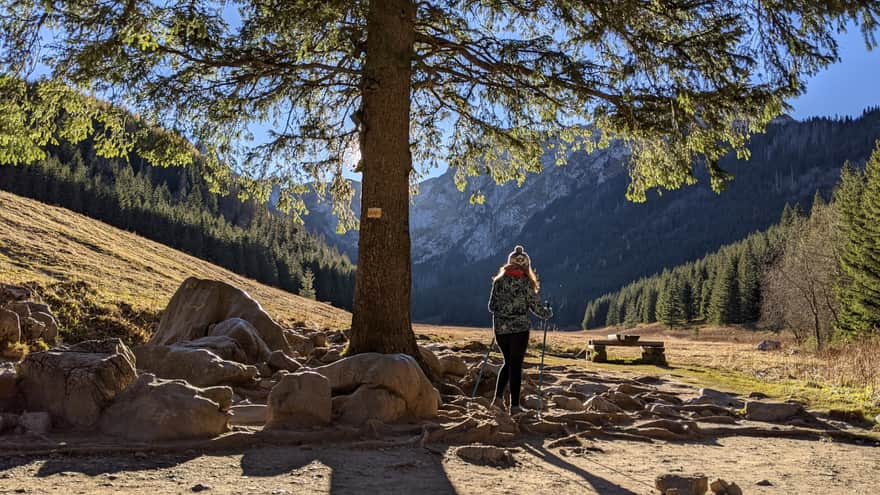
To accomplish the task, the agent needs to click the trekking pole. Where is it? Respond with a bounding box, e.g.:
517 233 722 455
471 335 496 399
536 300 552 418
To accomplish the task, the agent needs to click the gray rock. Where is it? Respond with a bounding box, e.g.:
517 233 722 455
21 317 46 342
756 340 781 351
20 412 51 435
178 335 249 364
309 332 328 348
418 345 444 378
455 445 516 468
30 312 58 343
199 386 233 411
0 412 19 432
552 395 584 411
649 403 682 418
0 283 32 302
655 473 708 495
584 395 624 414
698 388 744 408
745 401 804 422
603 391 644 411
99 374 229 441
133 344 259 387
0 367 17 408
0 309 20 344
567 382 610 396
283 330 314 357
18 339 136 429
267 350 302 372
266 371 331 429
207 318 272 364
150 277 290 353
522 394 543 410
437 354 468 377
228 404 268 425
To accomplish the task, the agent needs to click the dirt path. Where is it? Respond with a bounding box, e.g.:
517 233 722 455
2 435 879 494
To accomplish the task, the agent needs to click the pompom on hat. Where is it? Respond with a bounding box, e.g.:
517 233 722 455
508 245 531 267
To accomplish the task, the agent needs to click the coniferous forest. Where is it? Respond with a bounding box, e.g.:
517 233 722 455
584 142 880 349
0 140 356 309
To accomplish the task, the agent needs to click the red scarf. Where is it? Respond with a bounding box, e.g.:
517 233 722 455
504 266 527 278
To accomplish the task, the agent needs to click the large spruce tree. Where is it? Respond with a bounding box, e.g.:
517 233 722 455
1 1 877 357
836 144 880 337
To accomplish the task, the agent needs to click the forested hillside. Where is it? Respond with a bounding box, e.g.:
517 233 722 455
0 140 355 309
585 142 880 351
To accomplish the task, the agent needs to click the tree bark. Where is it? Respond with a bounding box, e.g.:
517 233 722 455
348 0 419 358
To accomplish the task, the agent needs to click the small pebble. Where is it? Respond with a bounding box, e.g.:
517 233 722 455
755 479 773 486
192 483 212 492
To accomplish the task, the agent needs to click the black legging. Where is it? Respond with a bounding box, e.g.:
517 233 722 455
494 331 529 407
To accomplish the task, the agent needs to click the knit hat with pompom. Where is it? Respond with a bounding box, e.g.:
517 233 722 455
507 245 531 267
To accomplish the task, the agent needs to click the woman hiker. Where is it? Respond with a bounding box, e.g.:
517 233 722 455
488 245 552 413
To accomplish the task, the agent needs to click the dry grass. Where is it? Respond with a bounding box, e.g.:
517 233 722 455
0 191 351 344
414 322 880 418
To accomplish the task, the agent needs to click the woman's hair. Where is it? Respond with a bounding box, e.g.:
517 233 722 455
493 263 540 292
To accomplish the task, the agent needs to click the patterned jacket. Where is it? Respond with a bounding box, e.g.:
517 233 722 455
488 270 552 335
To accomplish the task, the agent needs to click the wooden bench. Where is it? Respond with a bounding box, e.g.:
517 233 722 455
587 334 666 365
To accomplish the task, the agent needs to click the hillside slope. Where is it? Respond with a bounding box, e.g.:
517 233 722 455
0 191 351 342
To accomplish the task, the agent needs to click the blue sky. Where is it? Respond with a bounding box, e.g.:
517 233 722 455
789 28 879 119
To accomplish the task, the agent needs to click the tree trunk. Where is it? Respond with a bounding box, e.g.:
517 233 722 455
348 0 419 358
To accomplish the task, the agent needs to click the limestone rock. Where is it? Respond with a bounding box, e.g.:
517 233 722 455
178 335 249 363
199 386 234 411
99 374 229 441
18 339 136 429
267 350 302 372
698 388 744 408
438 354 468 377
310 332 328 348
0 309 20 344
584 395 624 414
20 411 51 435
0 368 18 411
567 382 609 396
455 445 516 468
0 283 32 303
756 340 781 351
332 386 407 424
284 330 315 357
655 474 708 495
418 345 444 377
207 318 272 364
150 277 290 353
134 345 258 387
30 312 59 343
5 301 30 320
266 371 331 429
745 401 804 422
602 391 644 411
21 317 46 342
315 353 440 423
229 404 268 425
522 394 544 410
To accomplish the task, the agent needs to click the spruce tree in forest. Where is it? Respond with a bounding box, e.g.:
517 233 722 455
657 277 687 327
299 268 318 300
708 256 740 325
836 143 880 336
737 247 761 323
2 1 878 358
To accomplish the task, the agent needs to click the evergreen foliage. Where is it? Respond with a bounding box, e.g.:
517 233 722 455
299 269 318 300
835 143 880 337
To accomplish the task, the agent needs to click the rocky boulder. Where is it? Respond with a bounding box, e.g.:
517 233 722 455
315 353 440 424
18 339 136 429
0 283 31 303
584 395 624 414
30 312 59 343
418 345 444 378
0 366 18 411
99 374 229 441
207 318 272 363
0 308 20 344
438 354 468 377
149 277 289 353
745 401 804 422
134 345 258 387
756 340 781 351
655 474 709 495
266 371 332 429
267 350 302 372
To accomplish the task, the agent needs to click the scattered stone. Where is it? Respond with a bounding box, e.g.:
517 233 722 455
655 474 708 495
747 392 768 399
0 283 32 302
18 339 136 429
150 277 290 353
756 340 781 351
438 354 468 377
602 391 644 411
455 445 516 468
552 395 584 411
584 395 624 414
266 371 331 429
0 309 20 344
191 483 212 492
199 386 233 411
755 479 773 486
178 335 250 364
698 388 744 408
567 382 609 396
310 332 328 348
229 404 268 425
99 374 229 441
267 350 302 372
745 401 804 422
319 348 343 364
616 383 652 395
522 394 543 410
316 353 440 423
207 318 272 364
284 330 315 356
134 345 259 387
418 345 444 377
29 312 59 343
0 368 17 404
649 403 682 418
21 317 46 342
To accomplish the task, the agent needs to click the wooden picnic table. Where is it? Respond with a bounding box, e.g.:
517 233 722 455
587 334 666 365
